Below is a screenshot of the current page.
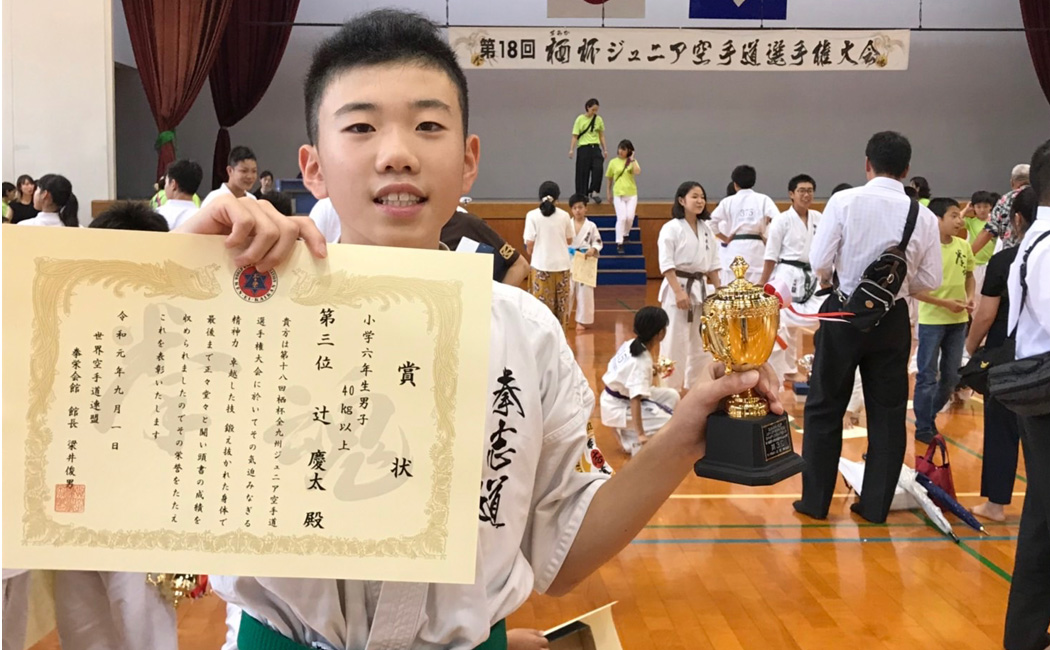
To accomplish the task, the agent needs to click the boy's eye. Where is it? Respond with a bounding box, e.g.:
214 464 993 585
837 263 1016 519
417 121 444 132
344 123 375 134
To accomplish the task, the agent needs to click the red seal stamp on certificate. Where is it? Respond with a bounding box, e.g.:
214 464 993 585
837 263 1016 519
233 265 278 303
55 484 86 513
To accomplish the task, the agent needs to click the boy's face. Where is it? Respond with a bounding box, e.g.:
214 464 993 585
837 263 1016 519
571 201 587 219
586 104 599 117
974 202 992 220
227 160 258 194
300 63 480 248
939 205 963 236
790 183 814 211
259 175 274 193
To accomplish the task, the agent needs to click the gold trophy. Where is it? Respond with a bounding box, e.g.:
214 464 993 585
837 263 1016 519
693 257 805 485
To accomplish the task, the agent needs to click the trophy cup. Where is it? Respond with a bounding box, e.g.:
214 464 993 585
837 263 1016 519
693 257 805 485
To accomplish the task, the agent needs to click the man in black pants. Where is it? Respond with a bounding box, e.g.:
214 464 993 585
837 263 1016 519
794 131 941 524
1004 139 1050 650
569 98 607 203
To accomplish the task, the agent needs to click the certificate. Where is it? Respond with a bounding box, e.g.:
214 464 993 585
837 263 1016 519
571 252 598 288
2 227 492 584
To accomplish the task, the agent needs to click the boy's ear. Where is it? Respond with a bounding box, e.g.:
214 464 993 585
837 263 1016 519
299 145 328 200
460 134 480 196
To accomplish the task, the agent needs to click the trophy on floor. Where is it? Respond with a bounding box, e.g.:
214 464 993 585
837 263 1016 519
693 257 805 485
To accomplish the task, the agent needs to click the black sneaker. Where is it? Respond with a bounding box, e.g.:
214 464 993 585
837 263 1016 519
591 192 603 204
915 429 935 445
617 244 625 254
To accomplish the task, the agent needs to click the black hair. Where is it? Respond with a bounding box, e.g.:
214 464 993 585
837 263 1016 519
731 165 756 190
788 174 816 193
166 159 203 196
1030 138 1050 204
830 183 852 196
903 186 918 199
304 9 469 145
629 306 669 356
36 174 79 227
725 181 737 198
617 139 634 157
260 170 274 180
672 181 710 221
970 190 996 207
538 180 560 217
585 98 599 110
260 190 294 216
228 146 257 168
1012 186 1037 230
16 174 35 196
568 193 589 208
909 176 931 199
90 202 169 232
927 197 959 219
990 192 1002 204
2 181 15 195
865 131 911 178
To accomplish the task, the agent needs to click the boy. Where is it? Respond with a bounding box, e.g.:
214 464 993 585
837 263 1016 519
709 164 779 285
962 190 997 309
51 201 177 650
201 146 259 207
156 160 204 230
254 170 275 198
173 9 781 649
913 197 975 444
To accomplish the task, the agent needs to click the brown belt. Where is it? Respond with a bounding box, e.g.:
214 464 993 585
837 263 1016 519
675 270 707 322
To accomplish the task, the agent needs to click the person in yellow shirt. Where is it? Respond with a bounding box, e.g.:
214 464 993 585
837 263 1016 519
606 139 640 254
913 197 975 443
569 98 607 202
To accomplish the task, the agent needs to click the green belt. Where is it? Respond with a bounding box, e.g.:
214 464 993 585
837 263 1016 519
238 611 508 650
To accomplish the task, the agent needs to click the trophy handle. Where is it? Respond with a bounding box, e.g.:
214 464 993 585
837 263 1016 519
700 315 732 368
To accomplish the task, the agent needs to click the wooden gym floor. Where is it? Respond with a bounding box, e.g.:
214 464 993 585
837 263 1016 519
32 281 1026 650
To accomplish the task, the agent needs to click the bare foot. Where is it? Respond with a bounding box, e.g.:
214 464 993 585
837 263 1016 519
972 501 1006 522
575 323 589 332
784 372 805 383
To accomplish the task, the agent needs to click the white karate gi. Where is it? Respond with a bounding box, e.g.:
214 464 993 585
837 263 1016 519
571 219 603 325
200 183 258 209
156 199 199 231
308 197 343 244
656 218 721 392
765 207 824 380
2 570 30 650
53 570 177 650
599 341 680 455
710 189 779 285
211 282 610 649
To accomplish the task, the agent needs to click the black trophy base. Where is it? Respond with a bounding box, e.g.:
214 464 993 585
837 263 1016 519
693 410 805 486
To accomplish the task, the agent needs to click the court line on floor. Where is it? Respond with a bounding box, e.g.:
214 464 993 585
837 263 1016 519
615 299 637 312
667 491 1026 500
630 535 1017 546
910 510 1014 583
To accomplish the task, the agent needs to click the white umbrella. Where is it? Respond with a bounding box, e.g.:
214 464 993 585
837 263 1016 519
837 457 917 511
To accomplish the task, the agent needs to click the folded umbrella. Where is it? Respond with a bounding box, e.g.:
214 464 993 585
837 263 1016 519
898 466 958 542
914 472 987 535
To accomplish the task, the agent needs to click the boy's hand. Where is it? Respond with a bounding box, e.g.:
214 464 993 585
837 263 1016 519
965 299 976 314
675 289 690 310
944 299 967 314
586 248 598 258
507 629 550 650
175 195 327 271
961 201 974 217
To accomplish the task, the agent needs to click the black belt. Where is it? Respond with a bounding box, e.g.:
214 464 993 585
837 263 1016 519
603 387 675 415
777 259 812 271
733 234 764 241
579 143 601 148
674 270 707 322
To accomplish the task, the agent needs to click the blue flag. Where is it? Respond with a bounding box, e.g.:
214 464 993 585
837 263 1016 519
689 0 787 20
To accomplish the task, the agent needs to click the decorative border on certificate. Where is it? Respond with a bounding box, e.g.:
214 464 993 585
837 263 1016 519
23 259 462 560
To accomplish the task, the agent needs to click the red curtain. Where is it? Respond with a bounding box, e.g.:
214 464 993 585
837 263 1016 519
122 0 235 180
208 0 300 189
1021 0 1050 108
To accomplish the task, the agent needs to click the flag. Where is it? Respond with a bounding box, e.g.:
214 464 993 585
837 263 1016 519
689 0 787 20
548 0 645 19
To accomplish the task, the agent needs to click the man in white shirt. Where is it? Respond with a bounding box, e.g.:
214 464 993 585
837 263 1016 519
760 174 822 382
710 165 779 285
1003 139 1050 650
794 131 941 524
156 160 203 230
201 145 259 208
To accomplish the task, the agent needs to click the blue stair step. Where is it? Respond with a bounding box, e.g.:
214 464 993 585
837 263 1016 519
597 243 643 257
598 229 640 243
590 215 636 229
597 270 647 286
598 255 645 271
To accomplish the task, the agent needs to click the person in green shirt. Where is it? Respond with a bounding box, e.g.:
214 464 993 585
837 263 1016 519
961 190 997 309
913 197 975 443
2 181 16 222
569 98 607 203
605 139 640 254
909 176 931 206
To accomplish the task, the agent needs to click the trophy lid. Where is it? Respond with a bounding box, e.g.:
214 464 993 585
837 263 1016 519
707 257 778 306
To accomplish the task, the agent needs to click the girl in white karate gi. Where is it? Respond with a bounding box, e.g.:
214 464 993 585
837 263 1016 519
568 194 602 331
600 307 680 456
657 182 722 392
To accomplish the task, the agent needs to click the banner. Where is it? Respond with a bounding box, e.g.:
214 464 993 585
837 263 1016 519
449 28 909 71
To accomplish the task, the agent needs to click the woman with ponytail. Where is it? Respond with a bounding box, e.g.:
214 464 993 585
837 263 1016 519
523 180 575 327
599 306 679 456
20 174 79 227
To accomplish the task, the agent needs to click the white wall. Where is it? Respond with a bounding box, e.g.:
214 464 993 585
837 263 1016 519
112 0 1047 201
3 0 115 223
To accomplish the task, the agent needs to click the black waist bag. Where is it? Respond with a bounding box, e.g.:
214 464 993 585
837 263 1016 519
841 199 919 332
988 230 1050 416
